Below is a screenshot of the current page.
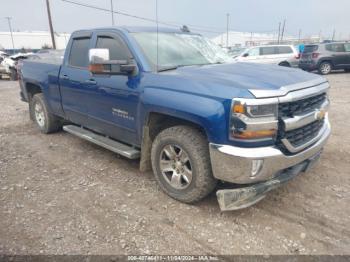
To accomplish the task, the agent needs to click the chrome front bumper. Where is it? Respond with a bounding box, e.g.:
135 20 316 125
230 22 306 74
209 119 331 184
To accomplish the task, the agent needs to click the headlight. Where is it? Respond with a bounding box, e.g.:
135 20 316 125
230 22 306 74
246 104 278 118
230 98 278 140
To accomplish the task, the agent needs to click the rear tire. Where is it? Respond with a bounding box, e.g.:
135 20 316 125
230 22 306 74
29 93 62 134
151 125 217 203
318 62 332 75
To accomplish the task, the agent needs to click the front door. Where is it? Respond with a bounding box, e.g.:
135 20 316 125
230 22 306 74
85 32 142 146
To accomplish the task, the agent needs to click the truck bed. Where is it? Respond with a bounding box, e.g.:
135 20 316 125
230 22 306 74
20 59 63 117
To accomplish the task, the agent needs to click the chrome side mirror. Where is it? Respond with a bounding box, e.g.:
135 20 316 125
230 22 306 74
88 48 137 75
89 48 110 64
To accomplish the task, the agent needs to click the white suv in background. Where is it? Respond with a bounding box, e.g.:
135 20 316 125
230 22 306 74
235 45 300 68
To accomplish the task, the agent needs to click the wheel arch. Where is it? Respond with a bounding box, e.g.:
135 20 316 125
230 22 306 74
317 59 334 68
146 112 208 141
278 61 291 67
139 112 210 172
25 82 43 101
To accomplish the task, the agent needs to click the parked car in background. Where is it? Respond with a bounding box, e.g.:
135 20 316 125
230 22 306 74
0 64 6 79
227 47 245 58
0 51 9 79
0 51 9 60
235 45 300 67
1 52 34 80
299 42 350 75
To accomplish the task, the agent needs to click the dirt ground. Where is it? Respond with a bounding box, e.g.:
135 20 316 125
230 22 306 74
0 73 349 255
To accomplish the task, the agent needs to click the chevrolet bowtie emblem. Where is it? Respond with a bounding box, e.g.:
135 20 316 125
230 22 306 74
315 109 326 120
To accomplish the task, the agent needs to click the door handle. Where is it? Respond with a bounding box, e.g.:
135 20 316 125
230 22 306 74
85 79 97 85
61 74 69 80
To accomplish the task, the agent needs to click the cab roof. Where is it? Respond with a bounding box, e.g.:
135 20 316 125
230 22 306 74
75 26 195 35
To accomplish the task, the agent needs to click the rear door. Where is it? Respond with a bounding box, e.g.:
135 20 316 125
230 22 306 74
59 32 93 125
276 46 294 58
259 46 277 64
325 43 347 68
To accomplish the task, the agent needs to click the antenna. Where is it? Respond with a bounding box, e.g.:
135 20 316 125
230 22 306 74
156 0 159 72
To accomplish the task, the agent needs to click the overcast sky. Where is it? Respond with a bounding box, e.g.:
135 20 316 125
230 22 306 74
0 0 348 39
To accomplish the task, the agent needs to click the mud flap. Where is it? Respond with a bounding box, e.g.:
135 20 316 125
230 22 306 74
216 158 318 211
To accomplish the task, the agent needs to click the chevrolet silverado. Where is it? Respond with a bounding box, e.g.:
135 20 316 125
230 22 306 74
19 27 331 210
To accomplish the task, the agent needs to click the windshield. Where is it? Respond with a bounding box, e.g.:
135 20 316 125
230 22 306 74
132 32 233 71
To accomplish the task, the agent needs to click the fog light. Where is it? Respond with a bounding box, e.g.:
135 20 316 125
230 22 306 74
251 160 264 178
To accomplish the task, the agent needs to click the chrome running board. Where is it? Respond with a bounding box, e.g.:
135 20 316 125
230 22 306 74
63 125 140 159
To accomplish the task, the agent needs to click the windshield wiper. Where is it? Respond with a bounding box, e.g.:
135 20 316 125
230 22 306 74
158 62 225 72
158 66 179 72
200 61 225 65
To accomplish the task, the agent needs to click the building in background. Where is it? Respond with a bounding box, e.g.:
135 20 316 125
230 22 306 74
0 31 70 52
211 31 322 48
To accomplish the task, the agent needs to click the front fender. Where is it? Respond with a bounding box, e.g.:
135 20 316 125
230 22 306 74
140 87 231 144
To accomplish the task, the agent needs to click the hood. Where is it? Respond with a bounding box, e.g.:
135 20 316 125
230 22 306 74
158 62 326 99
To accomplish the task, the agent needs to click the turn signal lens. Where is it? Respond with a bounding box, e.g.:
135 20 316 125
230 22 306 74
232 129 276 139
233 104 245 114
89 64 104 74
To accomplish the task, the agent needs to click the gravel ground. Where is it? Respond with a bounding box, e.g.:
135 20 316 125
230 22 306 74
0 73 349 255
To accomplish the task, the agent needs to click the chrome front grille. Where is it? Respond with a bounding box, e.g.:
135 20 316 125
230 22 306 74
278 93 327 118
277 119 325 154
277 92 328 154
285 119 324 147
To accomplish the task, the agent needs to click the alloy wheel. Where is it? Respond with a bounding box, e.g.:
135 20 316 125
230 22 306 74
34 102 45 128
320 63 331 74
159 144 193 190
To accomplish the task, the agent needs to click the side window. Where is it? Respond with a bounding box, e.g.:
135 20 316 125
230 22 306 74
260 46 276 55
247 47 260 56
326 44 345 52
96 36 130 60
344 43 350 52
68 37 90 68
277 46 293 54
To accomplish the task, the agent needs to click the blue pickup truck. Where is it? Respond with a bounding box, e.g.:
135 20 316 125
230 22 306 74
19 27 331 211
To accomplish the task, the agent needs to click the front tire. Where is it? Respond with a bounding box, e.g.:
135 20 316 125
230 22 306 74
318 62 332 75
30 93 61 133
151 125 217 203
